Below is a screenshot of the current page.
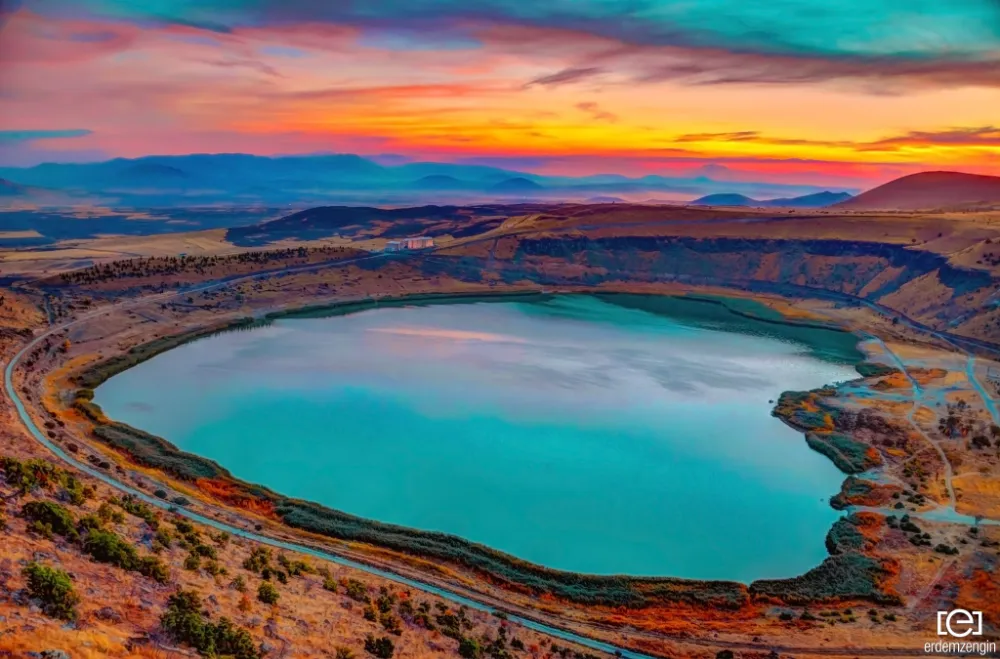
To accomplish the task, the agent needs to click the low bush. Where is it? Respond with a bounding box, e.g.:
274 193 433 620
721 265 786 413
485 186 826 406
345 579 370 603
23 562 80 621
111 494 159 529
161 589 259 659
2 457 75 495
458 637 481 659
257 582 279 605
365 635 394 659
243 547 271 573
80 527 169 583
22 500 79 541
83 528 139 567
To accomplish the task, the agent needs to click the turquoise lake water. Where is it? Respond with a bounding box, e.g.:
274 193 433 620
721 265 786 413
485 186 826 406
95 294 861 582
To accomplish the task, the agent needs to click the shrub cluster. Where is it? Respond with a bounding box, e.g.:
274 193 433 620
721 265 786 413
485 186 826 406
161 590 259 659
20 496 169 584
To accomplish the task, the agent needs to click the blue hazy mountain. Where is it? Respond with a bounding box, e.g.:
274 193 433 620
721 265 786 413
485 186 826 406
691 191 853 207
489 177 545 194
0 153 853 206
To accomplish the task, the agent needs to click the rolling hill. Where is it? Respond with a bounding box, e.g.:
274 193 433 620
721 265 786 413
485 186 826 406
489 177 545 194
691 191 852 207
835 171 1000 210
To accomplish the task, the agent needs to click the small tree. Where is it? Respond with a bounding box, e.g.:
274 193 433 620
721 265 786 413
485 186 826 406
23 562 80 621
257 582 279 605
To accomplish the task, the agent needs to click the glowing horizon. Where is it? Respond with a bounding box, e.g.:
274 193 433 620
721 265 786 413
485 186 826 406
2 1 1000 187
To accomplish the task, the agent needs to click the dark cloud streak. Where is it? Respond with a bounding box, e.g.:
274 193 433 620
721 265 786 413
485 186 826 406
526 67 603 87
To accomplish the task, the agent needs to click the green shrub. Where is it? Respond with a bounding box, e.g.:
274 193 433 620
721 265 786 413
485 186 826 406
161 589 259 659
138 556 170 584
345 579 370 603
243 547 271 573
380 613 402 635
154 528 173 550
323 576 338 592
62 475 92 506
112 494 159 529
22 501 78 541
376 588 396 613
257 582 279 605
194 543 217 560
2 457 72 495
184 554 201 571
335 647 355 659
364 635 394 659
77 514 104 533
459 637 481 659
83 528 138 568
97 502 125 524
22 562 80 621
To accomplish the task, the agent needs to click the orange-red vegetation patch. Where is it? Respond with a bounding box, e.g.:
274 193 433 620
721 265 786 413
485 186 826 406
852 512 889 543
906 367 948 385
956 568 1000 624
872 372 912 390
196 477 278 518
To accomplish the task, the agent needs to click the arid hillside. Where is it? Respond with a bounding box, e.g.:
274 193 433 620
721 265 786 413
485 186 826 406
836 172 1000 211
433 205 1000 351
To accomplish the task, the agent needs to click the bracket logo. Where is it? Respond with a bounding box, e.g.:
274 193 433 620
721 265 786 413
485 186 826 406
937 610 983 638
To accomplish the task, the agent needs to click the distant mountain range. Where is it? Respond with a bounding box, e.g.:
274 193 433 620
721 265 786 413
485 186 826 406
834 171 1000 211
690 191 853 208
0 153 850 207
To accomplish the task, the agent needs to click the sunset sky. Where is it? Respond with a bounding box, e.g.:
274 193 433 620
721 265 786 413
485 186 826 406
2 0 1000 187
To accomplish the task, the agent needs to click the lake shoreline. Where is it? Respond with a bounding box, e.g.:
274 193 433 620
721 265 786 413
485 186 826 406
58 288 905 608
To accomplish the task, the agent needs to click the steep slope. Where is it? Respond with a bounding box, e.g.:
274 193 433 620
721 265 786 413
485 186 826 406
837 171 1000 210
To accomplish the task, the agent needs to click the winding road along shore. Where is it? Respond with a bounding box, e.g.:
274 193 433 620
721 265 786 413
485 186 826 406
4 256 996 657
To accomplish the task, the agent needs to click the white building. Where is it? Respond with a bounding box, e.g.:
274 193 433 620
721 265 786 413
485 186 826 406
404 236 434 249
384 236 434 252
